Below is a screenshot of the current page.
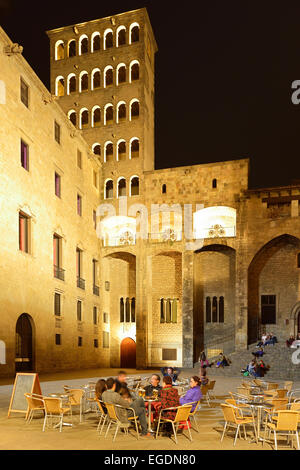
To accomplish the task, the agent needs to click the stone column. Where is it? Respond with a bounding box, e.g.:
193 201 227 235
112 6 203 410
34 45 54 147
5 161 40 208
182 251 194 367
235 249 248 351
135 240 148 369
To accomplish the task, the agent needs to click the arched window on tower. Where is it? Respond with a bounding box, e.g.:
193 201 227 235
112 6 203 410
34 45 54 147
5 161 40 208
79 35 88 55
92 143 101 156
80 108 89 129
206 297 211 323
131 297 136 323
91 32 100 52
68 39 76 57
80 72 88 92
105 142 113 162
105 179 113 199
117 64 126 85
130 23 140 44
104 29 113 49
104 104 113 125
130 138 139 159
130 61 140 82
117 26 126 46
130 176 139 196
68 74 76 94
160 299 165 323
68 110 77 127
55 76 65 96
117 102 126 123
92 69 101 89
118 178 126 198
92 106 101 127
166 299 172 323
130 99 139 120
104 67 113 87
117 140 126 161
55 40 64 60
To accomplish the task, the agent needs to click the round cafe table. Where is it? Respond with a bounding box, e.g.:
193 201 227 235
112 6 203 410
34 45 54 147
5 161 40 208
144 397 160 432
48 393 73 428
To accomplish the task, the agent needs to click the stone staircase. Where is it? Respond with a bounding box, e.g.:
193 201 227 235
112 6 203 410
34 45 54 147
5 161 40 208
195 343 300 380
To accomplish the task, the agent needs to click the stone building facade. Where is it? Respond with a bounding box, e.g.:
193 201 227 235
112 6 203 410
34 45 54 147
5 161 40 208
0 8 300 376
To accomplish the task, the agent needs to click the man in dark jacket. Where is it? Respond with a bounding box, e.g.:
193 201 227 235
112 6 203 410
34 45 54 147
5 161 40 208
144 374 162 397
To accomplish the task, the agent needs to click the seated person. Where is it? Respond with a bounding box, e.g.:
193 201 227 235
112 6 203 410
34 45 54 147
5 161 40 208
114 370 128 394
179 376 202 411
156 376 180 435
287 335 295 348
257 333 268 347
160 367 180 384
199 365 209 385
247 359 258 377
102 378 151 438
215 353 230 368
252 347 264 358
256 359 269 377
95 379 107 400
264 333 277 346
144 374 162 397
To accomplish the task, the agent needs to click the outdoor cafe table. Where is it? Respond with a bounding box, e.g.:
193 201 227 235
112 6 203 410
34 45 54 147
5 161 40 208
243 399 274 441
48 393 73 428
144 397 161 433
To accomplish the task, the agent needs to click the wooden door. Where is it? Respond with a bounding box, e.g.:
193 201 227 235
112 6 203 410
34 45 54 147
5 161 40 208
120 337 136 368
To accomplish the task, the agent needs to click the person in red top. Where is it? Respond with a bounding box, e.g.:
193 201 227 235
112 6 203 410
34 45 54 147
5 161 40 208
158 375 180 421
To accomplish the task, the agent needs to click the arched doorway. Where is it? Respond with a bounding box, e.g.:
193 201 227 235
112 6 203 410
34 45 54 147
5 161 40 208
15 314 34 372
120 337 136 368
248 234 300 345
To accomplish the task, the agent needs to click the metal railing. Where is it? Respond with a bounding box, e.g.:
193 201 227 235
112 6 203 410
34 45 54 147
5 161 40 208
54 265 65 281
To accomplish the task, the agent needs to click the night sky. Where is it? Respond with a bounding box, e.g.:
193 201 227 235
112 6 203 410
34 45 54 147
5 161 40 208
1 0 300 189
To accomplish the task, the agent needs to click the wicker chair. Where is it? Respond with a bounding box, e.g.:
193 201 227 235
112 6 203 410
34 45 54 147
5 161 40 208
24 393 45 424
42 397 72 432
263 410 300 450
155 404 193 444
220 403 257 446
95 398 108 435
200 384 211 406
64 388 85 423
104 403 139 442
207 380 216 399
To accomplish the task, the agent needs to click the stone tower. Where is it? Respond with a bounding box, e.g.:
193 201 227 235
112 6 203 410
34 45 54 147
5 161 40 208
46 8 157 197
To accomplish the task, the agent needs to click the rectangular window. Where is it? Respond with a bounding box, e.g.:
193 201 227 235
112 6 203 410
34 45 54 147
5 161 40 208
21 139 29 171
77 149 82 168
54 293 61 316
93 170 98 188
261 295 276 324
55 334 61 345
103 331 109 348
93 210 97 230
78 336 82 347
77 300 82 321
93 306 98 325
94 339 98 348
162 349 177 361
19 212 30 253
20 78 29 107
76 248 82 278
55 172 61 197
54 121 61 144
77 194 82 216
103 312 109 324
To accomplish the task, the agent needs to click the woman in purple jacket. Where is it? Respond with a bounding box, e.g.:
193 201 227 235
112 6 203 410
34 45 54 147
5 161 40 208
179 376 202 411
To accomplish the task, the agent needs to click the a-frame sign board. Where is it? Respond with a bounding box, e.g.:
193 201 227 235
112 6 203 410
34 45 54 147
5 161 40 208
8 373 42 419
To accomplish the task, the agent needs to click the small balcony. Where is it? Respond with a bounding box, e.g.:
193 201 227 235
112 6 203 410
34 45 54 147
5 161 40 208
93 284 100 296
77 276 85 290
54 265 65 281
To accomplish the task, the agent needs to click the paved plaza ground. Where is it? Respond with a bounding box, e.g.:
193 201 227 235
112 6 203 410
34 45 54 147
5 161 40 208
0 368 299 451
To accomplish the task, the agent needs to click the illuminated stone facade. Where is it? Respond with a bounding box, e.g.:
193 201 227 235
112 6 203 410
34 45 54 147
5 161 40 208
1 8 300 377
